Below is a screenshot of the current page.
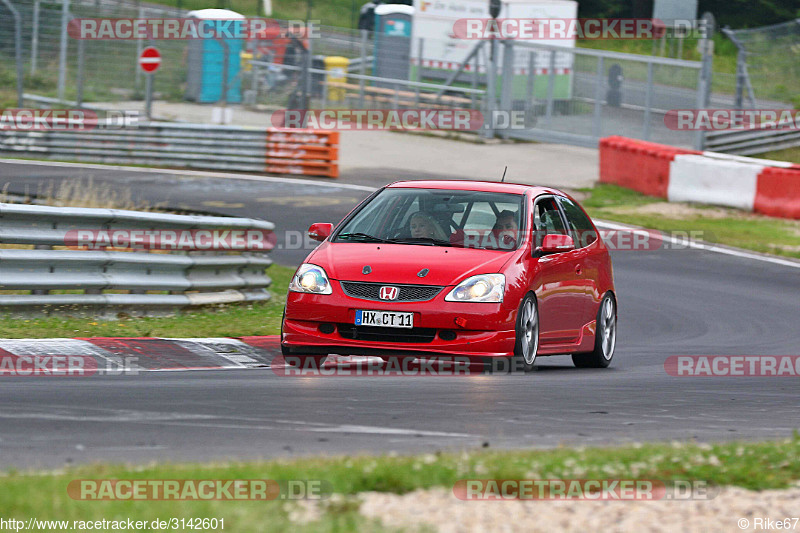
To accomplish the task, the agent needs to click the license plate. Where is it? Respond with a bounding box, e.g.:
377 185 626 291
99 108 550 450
355 310 414 328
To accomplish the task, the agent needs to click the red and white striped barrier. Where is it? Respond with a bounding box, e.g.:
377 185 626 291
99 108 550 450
0 336 377 375
599 136 800 219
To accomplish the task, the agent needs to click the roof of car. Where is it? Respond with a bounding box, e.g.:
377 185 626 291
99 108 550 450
386 180 562 196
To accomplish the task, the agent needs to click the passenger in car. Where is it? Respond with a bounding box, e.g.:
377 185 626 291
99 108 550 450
493 210 519 248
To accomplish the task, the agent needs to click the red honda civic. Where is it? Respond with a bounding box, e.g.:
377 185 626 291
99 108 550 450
281 180 617 371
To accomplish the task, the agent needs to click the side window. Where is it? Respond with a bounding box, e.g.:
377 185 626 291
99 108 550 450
558 197 597 248
533 197 567 248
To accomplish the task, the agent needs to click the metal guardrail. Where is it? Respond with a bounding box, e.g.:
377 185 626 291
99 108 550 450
705 127 800 156
0 121 340 178
0 202 275 315
22 93 118 113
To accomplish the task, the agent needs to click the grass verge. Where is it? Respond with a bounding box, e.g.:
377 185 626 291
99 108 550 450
0 265 293 338
1 435 798 529
760 146 800 166
580 184 800 259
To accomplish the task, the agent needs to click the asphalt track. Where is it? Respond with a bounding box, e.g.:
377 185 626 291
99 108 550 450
1 160 799 470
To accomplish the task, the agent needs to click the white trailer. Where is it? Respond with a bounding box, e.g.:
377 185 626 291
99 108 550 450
411 0 578 99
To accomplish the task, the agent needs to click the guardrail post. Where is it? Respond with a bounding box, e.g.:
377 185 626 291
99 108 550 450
483 39 497 139
643 60 654 141
359 29 368 108
30 244 52 296
592 56 604 139
472 48 480 109
303 37 314 111
0 0 24 107
499 40 515 139
218 38 230 107
76 38 85 106
31 0 40 75
694 37 714 150
415 37 424 106
526 51 535 105
57 0 69 101
135 5 144 89
544 51 555 127
499 41 513 109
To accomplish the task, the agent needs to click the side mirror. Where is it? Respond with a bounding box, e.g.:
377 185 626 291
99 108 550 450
539 233 574 254
308 223 333 242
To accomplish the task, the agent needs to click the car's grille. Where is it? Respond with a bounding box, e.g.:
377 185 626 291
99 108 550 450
340 281 443 302
336 324 437 343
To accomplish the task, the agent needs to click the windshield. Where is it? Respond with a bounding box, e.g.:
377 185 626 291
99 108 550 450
334 187 526 251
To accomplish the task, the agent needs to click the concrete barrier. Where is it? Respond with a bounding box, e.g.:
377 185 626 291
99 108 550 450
599 136 701 198
599 136 800 219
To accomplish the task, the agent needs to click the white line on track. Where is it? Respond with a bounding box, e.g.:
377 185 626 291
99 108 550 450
300 424 471 437
0 408 474 437
0 158 376 193
594 219 800 270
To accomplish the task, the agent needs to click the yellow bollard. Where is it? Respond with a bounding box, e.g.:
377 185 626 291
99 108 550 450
324 56 349 103
240 51 253 72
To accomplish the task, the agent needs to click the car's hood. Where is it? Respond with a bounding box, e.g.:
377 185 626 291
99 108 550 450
307 242 516 286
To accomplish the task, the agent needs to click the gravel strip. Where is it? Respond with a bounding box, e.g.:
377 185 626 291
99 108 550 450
358 486 800 532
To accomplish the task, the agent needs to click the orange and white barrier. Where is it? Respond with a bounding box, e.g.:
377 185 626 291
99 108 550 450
265 129 339 178
599 136 800 219
0 122 340 179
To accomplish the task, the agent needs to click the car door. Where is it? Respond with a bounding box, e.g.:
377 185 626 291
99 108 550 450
556 196 597 331
533 196 585 344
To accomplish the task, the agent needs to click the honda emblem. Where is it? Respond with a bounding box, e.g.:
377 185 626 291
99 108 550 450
379 286 399 300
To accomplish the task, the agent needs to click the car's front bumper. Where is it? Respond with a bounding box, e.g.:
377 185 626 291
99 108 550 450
282 288 517 358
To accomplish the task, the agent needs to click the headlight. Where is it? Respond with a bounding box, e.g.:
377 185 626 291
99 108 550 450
289 264 333 295
445 274 505 303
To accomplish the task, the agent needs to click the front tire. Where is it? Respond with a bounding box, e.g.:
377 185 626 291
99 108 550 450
511 293 539 373
572 293 616 368
280 345 327 369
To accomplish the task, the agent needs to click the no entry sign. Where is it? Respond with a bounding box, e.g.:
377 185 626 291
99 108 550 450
138 46 161 74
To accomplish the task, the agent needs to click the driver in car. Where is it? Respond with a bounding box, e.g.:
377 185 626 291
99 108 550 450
409 211 449 241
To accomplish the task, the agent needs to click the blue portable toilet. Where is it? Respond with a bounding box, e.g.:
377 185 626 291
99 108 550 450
373 4 413 86
185 9 245 103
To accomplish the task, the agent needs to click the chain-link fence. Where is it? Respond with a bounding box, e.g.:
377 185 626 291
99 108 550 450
0 0 188 106
722 19 800 109
496 40 709 148
1 0 718 149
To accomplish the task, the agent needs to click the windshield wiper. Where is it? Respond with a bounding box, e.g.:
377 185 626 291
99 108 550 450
391 237 454 247
337 232 392 243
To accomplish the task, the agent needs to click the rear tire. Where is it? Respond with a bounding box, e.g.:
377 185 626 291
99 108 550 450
572 293 616 368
